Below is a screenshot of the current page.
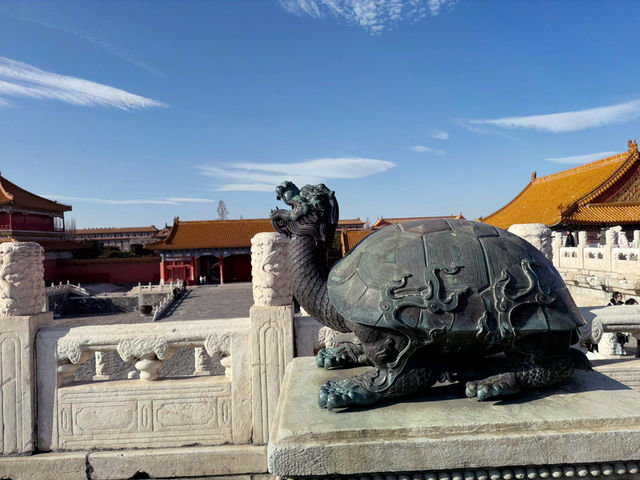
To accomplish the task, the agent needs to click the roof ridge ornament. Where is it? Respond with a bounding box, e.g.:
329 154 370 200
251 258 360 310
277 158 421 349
531 171 537 181
628 139 638 152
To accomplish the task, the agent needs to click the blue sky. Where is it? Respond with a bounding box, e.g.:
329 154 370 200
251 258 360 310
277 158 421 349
1 0 640 228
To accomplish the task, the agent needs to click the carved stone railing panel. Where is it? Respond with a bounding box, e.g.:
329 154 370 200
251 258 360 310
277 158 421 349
36 317 252 451
553 227 640 276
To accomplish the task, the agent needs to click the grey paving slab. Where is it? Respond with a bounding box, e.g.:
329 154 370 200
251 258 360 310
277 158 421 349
160 283 254 321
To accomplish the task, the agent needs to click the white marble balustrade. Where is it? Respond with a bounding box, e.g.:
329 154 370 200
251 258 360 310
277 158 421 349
553 229 640 275
36 318 253 451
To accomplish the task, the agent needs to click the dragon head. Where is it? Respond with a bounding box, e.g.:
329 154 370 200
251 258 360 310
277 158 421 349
270 180 339 245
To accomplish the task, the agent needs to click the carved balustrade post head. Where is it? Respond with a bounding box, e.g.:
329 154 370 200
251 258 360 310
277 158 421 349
507 223 552 260
0 242 45 316
56 339 91 386
205 333 232 377
251 232 292 306
117 336 171 381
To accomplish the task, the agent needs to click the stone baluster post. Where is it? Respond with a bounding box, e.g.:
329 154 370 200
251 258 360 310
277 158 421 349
249 232 294 444
634 230 640 248
0 242 52 454
578 231 587 246
551 231 562 268
193 346 210 375
605 229 616 272
93 351 113 381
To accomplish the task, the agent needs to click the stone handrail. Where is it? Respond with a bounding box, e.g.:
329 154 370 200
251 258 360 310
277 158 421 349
579 304 640 356
152 280 186 321
131 280 182 294
45 281 89 296
36 318 253 451
552 229 640 275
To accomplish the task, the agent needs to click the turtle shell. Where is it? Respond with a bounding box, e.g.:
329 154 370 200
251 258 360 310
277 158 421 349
327 219 582 350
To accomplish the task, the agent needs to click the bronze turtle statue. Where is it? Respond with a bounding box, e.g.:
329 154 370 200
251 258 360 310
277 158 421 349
270 181 590 410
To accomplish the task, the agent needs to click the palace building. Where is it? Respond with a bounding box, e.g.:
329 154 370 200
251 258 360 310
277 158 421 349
481 140 640 231
147 218 274 284
75 225 161 252
337 218 366 230
0 173 84 277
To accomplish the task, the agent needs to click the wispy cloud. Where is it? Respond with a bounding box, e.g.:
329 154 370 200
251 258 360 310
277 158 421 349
454 118 517 140
0 57 167 109
429 129 449 140
198 157 395 191
545 151 619 165
1 8 164 76
466 99 640 133
407 145 445 155
278 0 457 34
45 195 213 206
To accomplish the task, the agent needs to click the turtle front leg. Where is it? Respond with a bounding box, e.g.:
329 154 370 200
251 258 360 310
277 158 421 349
465 353 576 401
316 342 368 369
318 365 438 410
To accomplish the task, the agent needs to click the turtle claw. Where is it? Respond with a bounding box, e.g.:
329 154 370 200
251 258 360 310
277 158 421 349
465 372 520 401
316 343 364 369
318 378 381 410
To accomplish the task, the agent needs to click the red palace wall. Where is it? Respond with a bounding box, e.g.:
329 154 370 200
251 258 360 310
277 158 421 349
162 254 252 284
4 212 55 232
47 257 161 284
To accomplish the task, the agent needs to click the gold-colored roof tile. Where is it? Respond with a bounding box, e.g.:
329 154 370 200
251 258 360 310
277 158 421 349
148 219 274 250
482 149 636 229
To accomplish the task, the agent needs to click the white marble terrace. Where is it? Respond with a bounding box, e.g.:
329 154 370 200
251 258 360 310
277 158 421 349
0 227 639 479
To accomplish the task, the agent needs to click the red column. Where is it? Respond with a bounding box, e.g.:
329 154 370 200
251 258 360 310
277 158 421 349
219 255 224 285
160 259 166 283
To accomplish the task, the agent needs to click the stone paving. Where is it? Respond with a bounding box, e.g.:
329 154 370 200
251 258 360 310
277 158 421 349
54 283 254 327
160 283 254 321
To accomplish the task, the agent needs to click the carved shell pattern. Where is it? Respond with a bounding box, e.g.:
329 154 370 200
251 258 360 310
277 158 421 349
117 336 169 362
204 333 231 358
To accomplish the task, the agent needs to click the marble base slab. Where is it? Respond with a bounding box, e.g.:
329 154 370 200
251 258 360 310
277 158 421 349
269 358 640 477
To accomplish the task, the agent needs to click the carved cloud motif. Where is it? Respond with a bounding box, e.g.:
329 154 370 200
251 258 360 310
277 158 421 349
117 336 170 362
204 333 231 358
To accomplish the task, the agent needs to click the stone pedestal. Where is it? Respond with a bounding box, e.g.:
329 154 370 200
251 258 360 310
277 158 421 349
269 358 640 479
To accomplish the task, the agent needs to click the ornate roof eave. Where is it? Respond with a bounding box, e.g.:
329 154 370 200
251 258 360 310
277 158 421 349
572 148 639 208
148 217 180 250
0 178 13 204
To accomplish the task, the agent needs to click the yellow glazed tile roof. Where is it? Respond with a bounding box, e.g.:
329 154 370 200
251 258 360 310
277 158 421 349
481 146 638 229
341 229 373 255
569 203 640 225
0 174 71 213
148 218 274 251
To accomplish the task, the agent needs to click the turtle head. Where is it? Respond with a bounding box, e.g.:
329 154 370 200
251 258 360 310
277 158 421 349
270 180 339 245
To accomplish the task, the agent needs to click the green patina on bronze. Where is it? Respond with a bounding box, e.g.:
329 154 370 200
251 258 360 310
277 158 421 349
270 181 590 411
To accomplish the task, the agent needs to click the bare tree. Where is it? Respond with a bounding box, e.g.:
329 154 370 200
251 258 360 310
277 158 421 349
364 216 371 229
65 217 77 240
217 200 229 220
